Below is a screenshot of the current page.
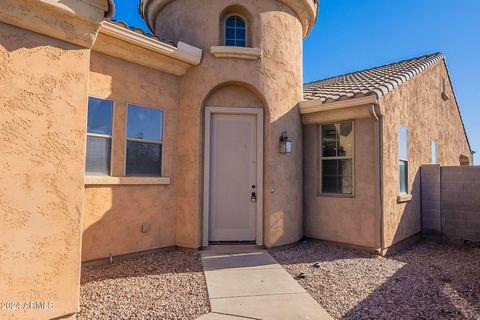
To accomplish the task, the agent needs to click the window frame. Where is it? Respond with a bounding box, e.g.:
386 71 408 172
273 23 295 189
398 125 409 195
86 96 114 176
317 121 355 197
224 14 248 47
431 140 438 164
124 103 165 177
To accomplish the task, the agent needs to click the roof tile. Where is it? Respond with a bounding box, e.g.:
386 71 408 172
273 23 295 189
304 53 444 102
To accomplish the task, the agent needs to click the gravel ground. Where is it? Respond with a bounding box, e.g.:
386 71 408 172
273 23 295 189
271 240 480 320
79 250 210 320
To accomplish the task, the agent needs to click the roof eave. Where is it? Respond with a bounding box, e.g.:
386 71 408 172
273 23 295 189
93 21 203 76
299 95 379 114
299 95 383 125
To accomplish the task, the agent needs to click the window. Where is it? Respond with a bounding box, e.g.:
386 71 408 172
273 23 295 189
431 140 438 164
86 97 113 175
319 122 354 195
225 15 246 47
399 125 409 194
126 105 164 176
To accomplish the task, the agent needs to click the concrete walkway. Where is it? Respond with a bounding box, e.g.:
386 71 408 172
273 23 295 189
197 248 332 320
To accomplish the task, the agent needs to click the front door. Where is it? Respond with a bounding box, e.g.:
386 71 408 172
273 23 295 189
204 108 262 243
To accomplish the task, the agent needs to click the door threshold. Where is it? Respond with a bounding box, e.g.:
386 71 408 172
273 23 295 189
202 243 265 253
209 241 256 245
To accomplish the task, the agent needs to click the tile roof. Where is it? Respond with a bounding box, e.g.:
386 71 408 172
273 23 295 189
105 19 177 47
304 53 444 102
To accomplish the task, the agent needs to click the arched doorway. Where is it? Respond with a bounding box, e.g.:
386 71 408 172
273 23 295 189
201 83 267 247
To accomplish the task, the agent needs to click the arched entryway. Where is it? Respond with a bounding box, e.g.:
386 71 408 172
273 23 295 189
201 83 267 247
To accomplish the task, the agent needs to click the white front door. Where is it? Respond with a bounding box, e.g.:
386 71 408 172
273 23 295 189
204 108 263 244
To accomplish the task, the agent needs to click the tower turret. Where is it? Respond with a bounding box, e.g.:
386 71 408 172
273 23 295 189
139 0 319 248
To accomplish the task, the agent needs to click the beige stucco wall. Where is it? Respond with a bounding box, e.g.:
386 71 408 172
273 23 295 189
0 23 90 319
152 0 306 248
381 62 471 248
303 119 380 249
82 52 179 261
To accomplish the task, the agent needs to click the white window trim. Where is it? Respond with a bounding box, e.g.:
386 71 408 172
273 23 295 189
124 104 165 177
317 121 355 197
86 96 115 177
224 14 248 47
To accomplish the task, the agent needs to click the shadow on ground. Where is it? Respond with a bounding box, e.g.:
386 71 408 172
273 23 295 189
271 240 480 320
81 250 203 285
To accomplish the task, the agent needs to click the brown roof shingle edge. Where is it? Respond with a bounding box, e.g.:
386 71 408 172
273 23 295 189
304 53 445 102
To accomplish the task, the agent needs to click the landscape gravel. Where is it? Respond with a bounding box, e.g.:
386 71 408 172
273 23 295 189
271 240 480 320
79 250 210 320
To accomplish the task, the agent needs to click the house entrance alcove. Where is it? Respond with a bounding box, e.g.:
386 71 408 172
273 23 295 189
201 83 267 247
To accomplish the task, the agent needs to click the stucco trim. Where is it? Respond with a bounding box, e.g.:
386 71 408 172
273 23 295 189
397 194 412 203
299 96 378 114
302 104 383 125
0 0 107 48
84 176 171 185
98 21 202 65
210 46 262 60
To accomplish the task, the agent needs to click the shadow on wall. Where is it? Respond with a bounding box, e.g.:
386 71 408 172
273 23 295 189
388 167 422 248
199 81 303 248
82 76 304 260
82 55 178 262
82 184 176 262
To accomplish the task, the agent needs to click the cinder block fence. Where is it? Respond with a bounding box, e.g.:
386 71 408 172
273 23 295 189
421 165 480 244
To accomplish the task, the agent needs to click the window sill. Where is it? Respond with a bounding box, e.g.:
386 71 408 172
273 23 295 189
317 193 355 198
210 46 262 60
397 194 412 203
85 176 171 186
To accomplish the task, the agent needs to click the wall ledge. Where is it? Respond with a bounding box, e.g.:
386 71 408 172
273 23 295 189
85 176 171 186
397 194 413 203
0 0 108 48
210 46 262 60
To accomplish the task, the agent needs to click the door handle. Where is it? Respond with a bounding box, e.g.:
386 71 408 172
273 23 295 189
251 192 257 203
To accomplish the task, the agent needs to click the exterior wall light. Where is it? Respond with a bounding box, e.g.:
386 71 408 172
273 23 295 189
279 131 292 153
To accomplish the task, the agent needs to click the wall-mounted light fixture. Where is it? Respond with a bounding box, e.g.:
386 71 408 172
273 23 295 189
279 131 292 153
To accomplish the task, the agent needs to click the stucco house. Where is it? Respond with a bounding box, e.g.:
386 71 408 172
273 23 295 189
0 0 473 319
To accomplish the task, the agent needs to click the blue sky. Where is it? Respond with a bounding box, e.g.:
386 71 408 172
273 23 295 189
114 0 479 164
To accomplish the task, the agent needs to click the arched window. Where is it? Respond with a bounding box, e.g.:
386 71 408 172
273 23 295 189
225 15 246 47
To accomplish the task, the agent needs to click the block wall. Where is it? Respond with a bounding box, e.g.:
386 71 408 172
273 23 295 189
421 165 480 244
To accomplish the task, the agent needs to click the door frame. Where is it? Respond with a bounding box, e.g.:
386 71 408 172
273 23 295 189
203 107 264 247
